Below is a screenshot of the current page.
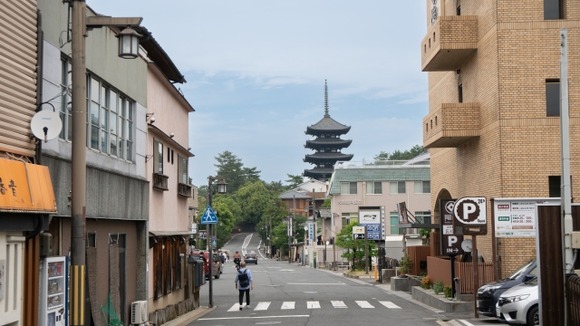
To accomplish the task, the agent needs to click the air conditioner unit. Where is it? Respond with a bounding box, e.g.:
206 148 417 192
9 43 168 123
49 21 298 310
130 300 148 325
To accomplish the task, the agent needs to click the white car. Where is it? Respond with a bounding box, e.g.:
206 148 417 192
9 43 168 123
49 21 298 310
496 278 538 325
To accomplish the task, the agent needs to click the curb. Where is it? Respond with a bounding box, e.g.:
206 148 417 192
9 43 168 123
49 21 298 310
161 306 215 326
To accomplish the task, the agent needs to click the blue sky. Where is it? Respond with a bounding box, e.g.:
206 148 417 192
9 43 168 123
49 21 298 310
88 1 428 186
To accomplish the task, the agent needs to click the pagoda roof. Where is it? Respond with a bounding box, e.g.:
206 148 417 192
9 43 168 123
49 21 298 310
305 138 352 149
303 167 335 179
304 152 354 163
306 116 351 135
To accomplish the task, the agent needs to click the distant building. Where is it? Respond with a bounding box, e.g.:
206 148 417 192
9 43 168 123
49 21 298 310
303 80 353 181
326 154 432 247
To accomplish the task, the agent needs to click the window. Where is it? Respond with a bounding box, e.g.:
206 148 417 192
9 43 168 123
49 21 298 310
366 181 382 194
178 155 188 184
549 176 561 197
545 0 563 19
390 181 406 194
59 58 72 141
458 75 463 103
342 212 358 227
153 139 164 174
390 211 402 235
59 59 135 162
340 182 357 195
414 211 432 224
414 181 431 194
546 80 560 117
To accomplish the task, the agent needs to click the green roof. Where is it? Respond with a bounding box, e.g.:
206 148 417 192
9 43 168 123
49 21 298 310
328 165 430 195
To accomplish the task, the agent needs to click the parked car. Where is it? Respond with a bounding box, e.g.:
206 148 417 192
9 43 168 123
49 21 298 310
192 251 222 279
476 259 537 317
496 277 538 325
245 252 258 264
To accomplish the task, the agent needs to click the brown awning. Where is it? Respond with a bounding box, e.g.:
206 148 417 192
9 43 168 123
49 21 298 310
0 158 57 213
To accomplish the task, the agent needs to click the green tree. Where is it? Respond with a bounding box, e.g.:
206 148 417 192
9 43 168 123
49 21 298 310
235 181 274 225
285 174 304 188
270 215 307 257
214 151 246 193
335 221 377 270
373 145 425 163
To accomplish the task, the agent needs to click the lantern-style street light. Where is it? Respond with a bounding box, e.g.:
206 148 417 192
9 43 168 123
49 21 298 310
70 1 142 324
206 176 227 308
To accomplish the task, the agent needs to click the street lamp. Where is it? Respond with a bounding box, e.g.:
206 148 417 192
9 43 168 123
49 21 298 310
206 176 227 308
70 1 142 324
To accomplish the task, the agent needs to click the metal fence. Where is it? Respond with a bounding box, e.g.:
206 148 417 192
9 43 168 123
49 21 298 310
566 274 580 325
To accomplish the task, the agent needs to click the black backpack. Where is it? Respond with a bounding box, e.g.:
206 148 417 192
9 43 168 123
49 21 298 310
238 269 250 287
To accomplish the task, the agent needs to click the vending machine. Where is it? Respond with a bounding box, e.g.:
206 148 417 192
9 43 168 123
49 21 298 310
39 256 69 326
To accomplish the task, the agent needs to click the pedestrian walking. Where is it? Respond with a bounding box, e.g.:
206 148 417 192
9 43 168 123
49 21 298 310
235 261 253 310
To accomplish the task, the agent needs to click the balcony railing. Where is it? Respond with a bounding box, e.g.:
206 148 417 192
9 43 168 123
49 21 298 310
423 102 480 148
421 16 478 71
178 183 192 197
153 173 169 191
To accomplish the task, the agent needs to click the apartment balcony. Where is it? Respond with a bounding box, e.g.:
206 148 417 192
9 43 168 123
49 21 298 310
153 173 169 191
178 183 192 197
421 16 478 71
423 102 480 148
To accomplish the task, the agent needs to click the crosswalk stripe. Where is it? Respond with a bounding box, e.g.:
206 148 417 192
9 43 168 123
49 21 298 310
379 301 401 309
281 301 295 310
254 302 270 311
355 300 374 308
227 300 403 312
331 300 348 308
227 303 241 312
307 301 321 309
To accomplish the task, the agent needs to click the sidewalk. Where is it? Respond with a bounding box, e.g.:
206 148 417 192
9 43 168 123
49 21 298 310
160 306 215 326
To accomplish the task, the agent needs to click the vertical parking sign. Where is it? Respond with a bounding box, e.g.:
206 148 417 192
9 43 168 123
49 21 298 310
440 199 463 256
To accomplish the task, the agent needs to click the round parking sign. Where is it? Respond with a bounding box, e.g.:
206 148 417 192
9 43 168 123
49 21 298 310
453 197 487 225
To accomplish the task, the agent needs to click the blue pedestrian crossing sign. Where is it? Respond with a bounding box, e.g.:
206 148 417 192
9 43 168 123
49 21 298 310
201 205 218 224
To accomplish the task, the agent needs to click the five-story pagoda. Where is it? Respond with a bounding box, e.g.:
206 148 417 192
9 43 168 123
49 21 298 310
304 80 353 180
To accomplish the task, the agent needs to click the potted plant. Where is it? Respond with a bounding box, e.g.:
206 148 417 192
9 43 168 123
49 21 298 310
398 255 412 277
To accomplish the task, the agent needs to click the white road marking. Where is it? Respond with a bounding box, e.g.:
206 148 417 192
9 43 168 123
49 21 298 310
307 301 321 309
379 301 401 309
355 300 374 308
254 302 271 311
331 300 348 308
281 301 295 310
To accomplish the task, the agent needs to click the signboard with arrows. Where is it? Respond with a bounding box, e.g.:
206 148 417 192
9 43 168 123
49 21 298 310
440 199 464 256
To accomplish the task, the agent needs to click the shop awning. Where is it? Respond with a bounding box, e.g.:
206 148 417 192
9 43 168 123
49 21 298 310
149 231 194 237
0 158 57 213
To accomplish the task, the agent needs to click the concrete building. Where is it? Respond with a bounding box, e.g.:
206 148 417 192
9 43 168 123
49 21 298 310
36 1 195 324
0 2 57 325
325 155 431 262
421 0 578 276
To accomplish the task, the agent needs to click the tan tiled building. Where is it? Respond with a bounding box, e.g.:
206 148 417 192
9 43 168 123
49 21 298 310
421 0 579 277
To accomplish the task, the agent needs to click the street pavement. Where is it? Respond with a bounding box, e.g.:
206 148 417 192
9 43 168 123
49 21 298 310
161 263 500 326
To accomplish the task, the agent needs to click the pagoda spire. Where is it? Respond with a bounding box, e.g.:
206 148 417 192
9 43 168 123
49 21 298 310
324 79 329 117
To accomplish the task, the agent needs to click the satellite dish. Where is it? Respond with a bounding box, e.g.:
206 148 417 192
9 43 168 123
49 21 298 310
31 110 62 142
461 239 473 253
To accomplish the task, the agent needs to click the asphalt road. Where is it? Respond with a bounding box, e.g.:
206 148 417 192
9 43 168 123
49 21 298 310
189 232 503 326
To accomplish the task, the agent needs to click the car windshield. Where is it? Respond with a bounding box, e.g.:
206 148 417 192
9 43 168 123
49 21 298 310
508 259 535 280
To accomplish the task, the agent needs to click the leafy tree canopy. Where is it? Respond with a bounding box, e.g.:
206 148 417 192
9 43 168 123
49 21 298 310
285 174 304 189
374 145 425 163
214 151 260 193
